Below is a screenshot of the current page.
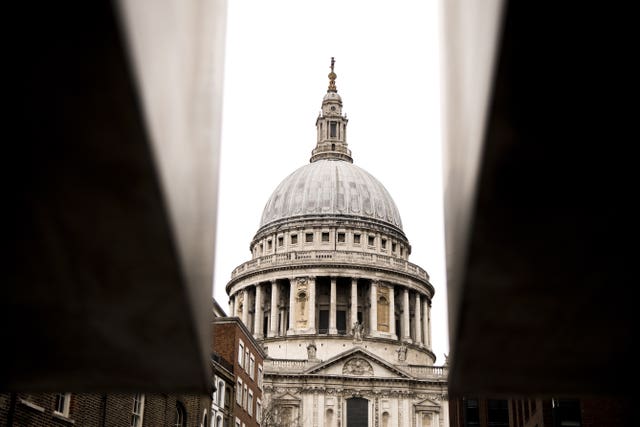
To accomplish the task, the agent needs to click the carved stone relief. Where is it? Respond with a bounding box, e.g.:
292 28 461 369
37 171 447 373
342 357 374 376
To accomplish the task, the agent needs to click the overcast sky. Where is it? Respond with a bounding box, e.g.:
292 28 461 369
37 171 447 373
213 0 449 363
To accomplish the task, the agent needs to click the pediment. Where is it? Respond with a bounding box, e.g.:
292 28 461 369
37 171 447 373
304 347 411 379
273 392 301 403
414 398 441 412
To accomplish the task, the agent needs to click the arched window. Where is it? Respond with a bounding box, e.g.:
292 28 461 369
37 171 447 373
174 402 187 427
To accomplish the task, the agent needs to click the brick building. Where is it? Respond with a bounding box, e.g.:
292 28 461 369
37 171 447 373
449 396 632 427
0 392 210 427
212 317 266 427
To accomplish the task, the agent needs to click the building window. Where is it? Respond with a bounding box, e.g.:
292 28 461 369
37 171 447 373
267 240 272 250
54 393 71 417
278 236 283 246
235 417 241 427
236 379 243 405
259 243 263 254
305 232 314 243
330 121 337 137
217 381 225 406
392 242 397 253
463 398 480 427
368 235 375 246
291 234 298 244
243 384 248 410
131 393 145 427
381 238 387 249
258 365 263 389
238 341 244 367
249 355 255 380
174 402 187 427
353 234 361 244
338 232 346 243
245 348 250 371
400 246 404 256
322 232 330 242
248 391 254 417
256 399 262 423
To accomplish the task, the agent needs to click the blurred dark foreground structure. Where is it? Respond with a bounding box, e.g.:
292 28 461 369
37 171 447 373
443 0 633 425
2 0 634 425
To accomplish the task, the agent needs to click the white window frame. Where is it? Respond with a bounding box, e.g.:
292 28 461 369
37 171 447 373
54 392 71 417
244 348 250 371
257 365 263 389
256 399 262 424
238 340 245 367
243 384 248 410
248 390 254 417
131 393 145 427
217 380 225 407
249 355 255 380
236 378 243 405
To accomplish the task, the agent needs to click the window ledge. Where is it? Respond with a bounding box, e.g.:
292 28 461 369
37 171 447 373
53 412 76 424
18 398 45 413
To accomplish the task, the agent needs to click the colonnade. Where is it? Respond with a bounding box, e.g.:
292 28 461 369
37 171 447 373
229 276 432 348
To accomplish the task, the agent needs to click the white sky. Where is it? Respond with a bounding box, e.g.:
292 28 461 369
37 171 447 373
213 0 449 363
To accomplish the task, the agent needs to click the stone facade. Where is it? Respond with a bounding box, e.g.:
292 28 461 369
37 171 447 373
225 59 448 427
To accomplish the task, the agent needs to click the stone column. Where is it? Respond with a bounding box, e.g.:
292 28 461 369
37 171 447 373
369 280 378 335
229 295 235 319
242 289 250 328
415 293 423 347
423 298 430 350
308 276 316 333
269 280 279 337
288 280 296 335
402 288 412 343
329 277 337 334
389 286 397 339
254 284 263 339
427 301 432 349
350 278 358 329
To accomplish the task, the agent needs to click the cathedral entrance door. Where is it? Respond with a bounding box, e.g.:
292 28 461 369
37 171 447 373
346 397 368 427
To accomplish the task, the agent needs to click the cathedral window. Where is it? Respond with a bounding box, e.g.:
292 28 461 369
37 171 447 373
322 232 330 242
305 232 314 243
267 240 272 250
392 242 397 253
291 234 298 244
338 232 345 243
353 234 361 244
368 235 375 246
278 236 283 246
330 121 337 137
381 238 387 250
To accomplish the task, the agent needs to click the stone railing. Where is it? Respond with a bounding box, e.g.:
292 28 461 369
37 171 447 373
402 365 449 379
231 250 429 281
264 359 309 372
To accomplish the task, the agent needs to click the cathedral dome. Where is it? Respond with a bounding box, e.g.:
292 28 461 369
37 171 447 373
259 159 403 230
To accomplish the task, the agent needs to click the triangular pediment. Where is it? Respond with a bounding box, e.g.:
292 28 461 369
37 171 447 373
273 392 300 403
304 347 412 379
415 398 441 412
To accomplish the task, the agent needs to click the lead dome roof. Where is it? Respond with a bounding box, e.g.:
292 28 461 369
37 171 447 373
259 159 403 230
